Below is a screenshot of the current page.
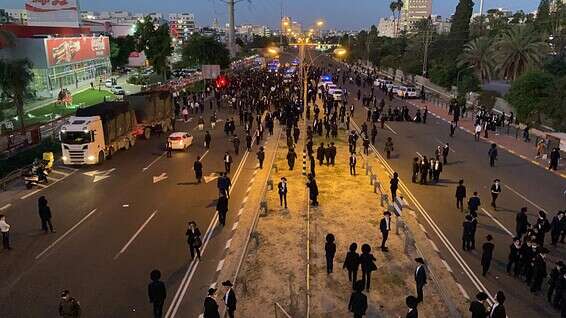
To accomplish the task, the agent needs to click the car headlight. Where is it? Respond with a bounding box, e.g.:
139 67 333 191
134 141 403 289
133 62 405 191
62 156 68 161
87 155 96 161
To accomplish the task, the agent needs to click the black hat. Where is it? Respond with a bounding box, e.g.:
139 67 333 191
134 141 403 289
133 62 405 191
222 280 233 287
475 292 488 301
208 288 217 295
405 295 418 308
384 211 391 216
415 257 425 264
557 261 565 267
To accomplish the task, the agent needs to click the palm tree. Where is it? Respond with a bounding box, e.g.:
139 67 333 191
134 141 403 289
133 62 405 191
390 0 404 37
457 36 495 82
493 26 548 80
0 59 34 132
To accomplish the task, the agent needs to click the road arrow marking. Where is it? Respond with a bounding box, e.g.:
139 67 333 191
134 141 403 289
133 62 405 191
203 172 219 184
83 168 116 183
153 172 168 184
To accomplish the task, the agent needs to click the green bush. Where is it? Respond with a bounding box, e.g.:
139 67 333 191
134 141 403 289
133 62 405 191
0 138 61 178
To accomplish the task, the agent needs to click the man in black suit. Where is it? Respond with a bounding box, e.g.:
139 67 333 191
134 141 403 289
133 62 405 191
481 235 495 276
489 291 507 318
380 211 391 251
348 280 368 318
204 288 220 318
455 180 466 212
148 269 166 318
490 179 501 209
405 295 418 318
222 280 237 318
216 193 229 226
349 152 357 175
414 257 427 303
468 192 481 217
278 177 288 208
516 207 529 238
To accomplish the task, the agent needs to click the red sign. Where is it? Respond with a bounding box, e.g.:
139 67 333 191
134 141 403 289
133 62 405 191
45 36 110 66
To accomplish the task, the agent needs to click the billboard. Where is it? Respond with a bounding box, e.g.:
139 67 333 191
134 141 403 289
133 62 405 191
45 36 110 66
202 65 221 79
26 0 80 27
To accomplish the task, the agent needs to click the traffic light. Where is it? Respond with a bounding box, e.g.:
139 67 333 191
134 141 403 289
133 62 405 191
215 75 229 89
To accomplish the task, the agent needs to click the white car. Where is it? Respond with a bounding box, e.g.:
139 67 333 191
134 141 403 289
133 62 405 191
112 85 125 95
329 89 343 101
104 79 113 88
397 85 418 98
390 85 400 94
168 132 193 150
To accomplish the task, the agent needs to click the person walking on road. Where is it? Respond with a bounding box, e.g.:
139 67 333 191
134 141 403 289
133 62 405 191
216 193 229 226
204 131 211 149
348 280 368 318
343 243 360 288
232 136 240 155
463 215 474 251
349 152 357 176
489 291 507 318
516 207 529 238
488 144 498 167
481 235 495 276
186 221 202 260
0 214 11 250
224 152 233 173
325 233 337 274
256 146 265 169
306 174 319 206
469 292 488 318
507 237 521 276
384 137 394 159
203 288 220 318
316 143 325 166
442 143 449 164
359 244 377 292
59 290 81 318
450 121 457 137
474 123 482 141
455 180 466 212
380 211 391 251
38 196 55 233
194 156 203 183
414 257 427 303
278 177 288 208
490 179 501 209
551 211 565 246
287 147 297 170
148 269 166 318
245 133 252 151
468 192 481 216
549 147 560 171
222 280 237 318
530 247 548 293
390 172 399 202
412 157 420 183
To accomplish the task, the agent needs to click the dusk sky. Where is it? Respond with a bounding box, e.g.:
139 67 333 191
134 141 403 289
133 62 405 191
4 0 539 29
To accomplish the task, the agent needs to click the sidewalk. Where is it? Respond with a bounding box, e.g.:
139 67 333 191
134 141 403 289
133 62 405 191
232 128 462 317
407 98 566 180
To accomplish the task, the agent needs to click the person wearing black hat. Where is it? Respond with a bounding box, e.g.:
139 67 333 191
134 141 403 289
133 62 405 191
462 215 474 251
405 295 418 318
506 237 522 276
481 235 495 276
551 211 565 246
194 156 203 183
380 211 391 251
469 292 488 318
325 233 336 274
414 257 427 303
59 289 81 318
348 280 368 318
216 192 229 226
204 288 220 318
455 180 466 212
548 261 564 304
530 247 548 293
515 207 529 238
222 280 237 318
256 146 265 169
186 221 202 260
489 291 506 318
359 244 377 292
148 269 166 318
490 179 501 209
343 243 360 288
278 177 288 208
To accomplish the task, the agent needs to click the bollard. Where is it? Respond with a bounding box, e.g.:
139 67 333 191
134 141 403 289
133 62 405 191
273 163 278 172
404 226 414 254
260 200 268 216
374 182 379 194
370 175 377 185
395 216 403 235
302 149 307 176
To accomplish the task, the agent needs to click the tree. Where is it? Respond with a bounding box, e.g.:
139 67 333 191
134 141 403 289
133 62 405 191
534 0 552 35
544 75 566 130
109 36 136 69
494 26 548 80
450 0 474 50
457 36 495 82
0 30 16 47
390 0 404 36
133 17 173 81
505 70 553 123
0 59 34 131
181 34 230 69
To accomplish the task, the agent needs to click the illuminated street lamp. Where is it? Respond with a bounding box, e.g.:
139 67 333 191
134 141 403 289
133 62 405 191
316 20 324 27
334 47 347 56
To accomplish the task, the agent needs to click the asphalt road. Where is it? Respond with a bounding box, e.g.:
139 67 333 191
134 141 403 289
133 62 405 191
0 99 278 317
319 55 566 317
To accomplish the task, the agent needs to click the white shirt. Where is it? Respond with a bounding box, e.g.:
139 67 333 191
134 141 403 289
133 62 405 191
0 219 10 232
224 288 232 304
489 303 499 317
415 264 423 277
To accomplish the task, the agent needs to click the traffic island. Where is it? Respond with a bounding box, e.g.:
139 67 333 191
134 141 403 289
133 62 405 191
231 129 464 317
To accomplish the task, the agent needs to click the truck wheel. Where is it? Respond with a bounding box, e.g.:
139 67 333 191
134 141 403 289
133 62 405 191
98 151 104 164
144 128 151 140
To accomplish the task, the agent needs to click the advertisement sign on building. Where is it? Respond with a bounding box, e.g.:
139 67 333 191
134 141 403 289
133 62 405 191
26 0 80 27
202 65 221 79
45 36 110 66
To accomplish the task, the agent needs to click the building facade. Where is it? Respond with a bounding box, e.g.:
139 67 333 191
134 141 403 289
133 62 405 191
401 0 432 32
377 17 397 38
168 13 196 44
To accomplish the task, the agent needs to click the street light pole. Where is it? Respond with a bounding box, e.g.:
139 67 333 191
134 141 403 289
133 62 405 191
227 0 236 58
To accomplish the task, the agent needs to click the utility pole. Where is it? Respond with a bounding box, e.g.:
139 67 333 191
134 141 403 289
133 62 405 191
422 16 432 77
227 0 236 58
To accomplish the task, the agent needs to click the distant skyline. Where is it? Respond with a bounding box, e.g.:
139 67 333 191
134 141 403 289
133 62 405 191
3 0 540 29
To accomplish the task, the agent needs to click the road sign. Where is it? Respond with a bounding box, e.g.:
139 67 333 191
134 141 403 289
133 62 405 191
202 65 221 79
83 168 116 183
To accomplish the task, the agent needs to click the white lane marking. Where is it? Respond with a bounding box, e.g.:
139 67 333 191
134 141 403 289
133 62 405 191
122 204 130 208
200 149 210 160
36 209 97 259
434 138 456 153
35 183 48 188
114 210 158 260
457 283 470 300
503 184 546 212
418 223 427 233
416 152 423 159
238 208 244 216
429 239 440 253
242 196 248 204
232 222 239 230
216 259 225 271
20 189 42 200
0 203 12 211
225 239 232 249
480 208 513 237
50 169 69 176
142 152 167 172
384 123 398 135
246 186 252 194
249 177 255 184
441 259 453 273
46 176 60 182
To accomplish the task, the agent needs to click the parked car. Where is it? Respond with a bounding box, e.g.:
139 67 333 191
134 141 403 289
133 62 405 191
111 85 125 95
397 85 418 98
168 132 193 150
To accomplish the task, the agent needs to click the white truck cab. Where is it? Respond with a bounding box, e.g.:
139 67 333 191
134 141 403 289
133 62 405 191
60 116 106 165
